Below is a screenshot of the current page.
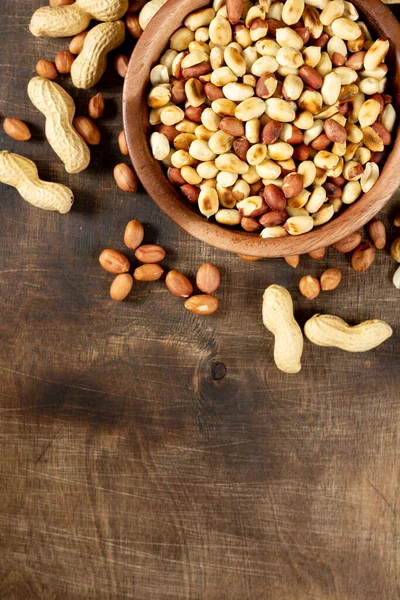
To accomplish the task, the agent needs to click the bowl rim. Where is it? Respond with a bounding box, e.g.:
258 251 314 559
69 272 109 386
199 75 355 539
123 0 400 257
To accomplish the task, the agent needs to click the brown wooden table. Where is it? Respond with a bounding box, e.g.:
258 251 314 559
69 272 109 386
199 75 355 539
0 3 399 599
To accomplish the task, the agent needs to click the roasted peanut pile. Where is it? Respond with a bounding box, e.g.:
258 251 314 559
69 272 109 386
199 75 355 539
147 0 396 237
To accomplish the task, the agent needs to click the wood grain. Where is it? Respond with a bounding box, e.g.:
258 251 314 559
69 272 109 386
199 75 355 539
0 2 399 600
125 0 400 257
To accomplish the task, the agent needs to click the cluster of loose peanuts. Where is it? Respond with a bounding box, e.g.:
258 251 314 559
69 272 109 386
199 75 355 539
99 218 222 314
147 0 396 238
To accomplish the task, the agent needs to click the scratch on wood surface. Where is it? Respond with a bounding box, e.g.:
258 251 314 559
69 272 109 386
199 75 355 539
34 427 63 464
24 470 164 502
367 479 397 516
0 366 127 399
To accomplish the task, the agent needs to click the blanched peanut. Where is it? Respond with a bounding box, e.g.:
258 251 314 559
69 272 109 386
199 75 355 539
361 66 388 81
185 8 215 31
331 18 361 40
346 122 363 143
150 132 170 160
233 24 252 48
256 159 281 179
303 119 324 145
281 0 305 25
354 147 371 165
312 203 334 225
216 184 236 207
189 139 217 161
243 74 257 87
235 97 266 120
305 185 327 213
223 82 254 101
303 6 323 38
303 47 322 70
381 104 396 133
260 226 288 238
224 46 246 77
251 55 279 76
160 49 178 73
212 98 237 117
327 35 347 60
332 141 346 157
282 74 304 101
148 85 171 108
279 158 296 173
195 27 210 42
321 71 341 105
232 179 251 200
358 99 380 129
314 166 327 185
360 162 379 193
316 51 332 78
326 155 344 177
359 78 380 96
151 64 169 85
293 111 314 129
185 79 206 107
245 118 261 143
160 105 185 126
211 66 237 87
195 125 213 141
320 0 344 26
243 165 262 184
209 16 232 45
287 189 311 209
210 46 224 70
198 186 219 217
276 47 304 69
181 165 202 185
334 66 357 85
362 126 384 152
269 142 293 161
284 215 314 235
364 38 390 72
216 171 238 187
340 181 362 204
265 98 296 122
215 153 249 174
170 28 195 51
201 108 221 131
377 78 387 94
298 90 323 114
247 144 267 165
314 150 339 170
209 130 234 154
197 161 219 179
171 149 196 168
215 208 241 225
298 161 317 187
200 178 216 190
348 92 365 124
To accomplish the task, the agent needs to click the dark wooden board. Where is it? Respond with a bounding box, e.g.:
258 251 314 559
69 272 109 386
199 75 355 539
0 2 399 599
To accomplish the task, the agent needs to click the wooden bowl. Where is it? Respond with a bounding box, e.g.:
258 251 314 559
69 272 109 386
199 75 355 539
123 0 400 257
